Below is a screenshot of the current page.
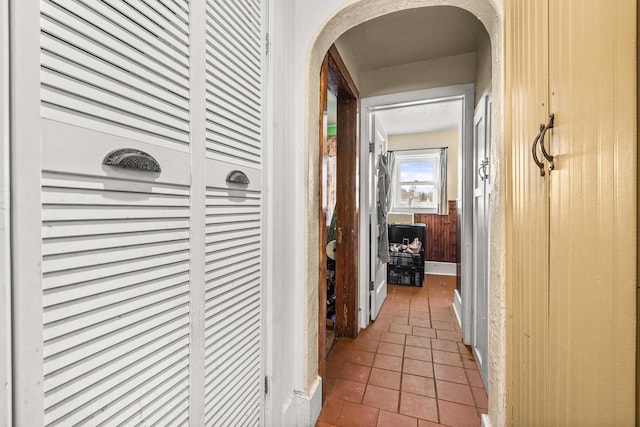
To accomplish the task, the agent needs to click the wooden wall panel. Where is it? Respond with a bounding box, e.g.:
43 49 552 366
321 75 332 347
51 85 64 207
414 201 458 263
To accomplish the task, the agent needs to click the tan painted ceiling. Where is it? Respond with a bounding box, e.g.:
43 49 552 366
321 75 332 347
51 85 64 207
339 6 486 71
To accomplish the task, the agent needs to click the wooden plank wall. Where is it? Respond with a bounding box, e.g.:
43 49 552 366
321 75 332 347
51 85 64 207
414 201 458 263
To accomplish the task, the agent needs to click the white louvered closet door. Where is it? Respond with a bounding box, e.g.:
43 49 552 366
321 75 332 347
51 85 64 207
40 1 192 425
203 0 265 425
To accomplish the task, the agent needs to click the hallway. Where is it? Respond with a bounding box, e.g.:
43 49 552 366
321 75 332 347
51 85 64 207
317 275 487 427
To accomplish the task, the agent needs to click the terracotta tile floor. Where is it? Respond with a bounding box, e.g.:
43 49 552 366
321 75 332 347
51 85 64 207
317 275 488 427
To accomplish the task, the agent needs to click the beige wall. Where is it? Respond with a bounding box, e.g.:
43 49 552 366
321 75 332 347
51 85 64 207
334 38 362 91
388 130 459 200
359 52 475 97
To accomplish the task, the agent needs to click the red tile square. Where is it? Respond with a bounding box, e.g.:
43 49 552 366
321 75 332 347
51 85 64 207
433 364 467 384
409 317 431 327
399 392 438 422
431 339 459 353
377 410 418 427
465 369 484 388
389 315 410 325
370 321 391 332
329 378 366 403
359 328 384 341
403 358 433 378
437 400 479 427
369 368 401 390
390 323 414 335
461 354 478 370
401 373 436 398
435 380 474 406
337 362 371 383
405 335 431 349
352 338 381 353
326 358 344 378
471 386 488 410
417 420 445 427
345 350 375 367
430 312 454 322
381 332 406 345
431 320 458 331
336 401 380 427
318 396 344 424
409 310 431 320
317 422 339 427
412 327 437 338
404 346 432 362
373 353 403 372
436 330 462 342
377 341 404 357
432 350 463 367
363 385 400 412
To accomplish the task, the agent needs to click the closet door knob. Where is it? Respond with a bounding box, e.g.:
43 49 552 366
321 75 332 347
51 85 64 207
531 124 546 176
539 114 555 171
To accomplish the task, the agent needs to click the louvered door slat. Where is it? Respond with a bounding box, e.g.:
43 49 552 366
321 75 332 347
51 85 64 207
45 346 189 426
42 229 190 255
42 219 191 239
101 0 189 50
41 0 191 151
41 2 188 86
44 318 189 388
50 0 189 69
204 162 263 425
42 53 190 123
43 304 188 375
40 41 189 111
205 0 263 168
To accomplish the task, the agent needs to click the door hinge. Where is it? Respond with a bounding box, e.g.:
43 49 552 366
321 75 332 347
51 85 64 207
264 376 269 395
369 142 374 153
369 280 374 291
265 32 271 56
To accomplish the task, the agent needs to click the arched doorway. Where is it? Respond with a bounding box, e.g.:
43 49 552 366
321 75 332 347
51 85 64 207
303 1 505 424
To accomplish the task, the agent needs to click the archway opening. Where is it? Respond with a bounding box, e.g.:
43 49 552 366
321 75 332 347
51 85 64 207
304 1 505 424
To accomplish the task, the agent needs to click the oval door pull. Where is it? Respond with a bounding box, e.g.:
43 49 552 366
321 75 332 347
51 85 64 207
103 148 161 172
531 124 546 176
539 113 555 171
226 170 250 185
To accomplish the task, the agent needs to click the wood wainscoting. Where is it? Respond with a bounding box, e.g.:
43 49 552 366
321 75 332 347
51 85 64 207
414 201 458 263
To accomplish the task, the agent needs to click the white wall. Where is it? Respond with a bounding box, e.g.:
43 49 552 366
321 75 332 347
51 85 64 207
361 52 475 97
0 0 9 424
269 1 505 425
388 130 459 201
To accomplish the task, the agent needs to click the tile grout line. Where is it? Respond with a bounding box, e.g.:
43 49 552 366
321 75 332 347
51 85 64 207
421 275 441 425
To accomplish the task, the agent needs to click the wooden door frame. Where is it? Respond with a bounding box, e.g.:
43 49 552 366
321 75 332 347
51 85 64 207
318 45 359 386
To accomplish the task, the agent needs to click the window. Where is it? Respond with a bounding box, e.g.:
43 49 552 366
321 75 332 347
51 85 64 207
391 149 444 213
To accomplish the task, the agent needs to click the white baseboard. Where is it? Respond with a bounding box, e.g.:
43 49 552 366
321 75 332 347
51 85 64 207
282 376 323 427
453 289 462 329
481 414 491 427
424 261 457 276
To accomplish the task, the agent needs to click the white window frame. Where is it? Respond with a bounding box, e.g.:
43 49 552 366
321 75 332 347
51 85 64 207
391 149 442 213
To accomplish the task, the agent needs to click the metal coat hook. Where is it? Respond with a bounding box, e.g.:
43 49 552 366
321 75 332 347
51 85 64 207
103 148 161 172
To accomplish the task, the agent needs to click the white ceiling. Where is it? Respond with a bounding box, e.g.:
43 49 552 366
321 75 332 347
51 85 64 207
375 100 462 135
338 6 486 71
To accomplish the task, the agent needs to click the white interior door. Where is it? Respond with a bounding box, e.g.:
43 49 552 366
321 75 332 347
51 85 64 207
370 114 388 320
11 0 266 424
471 93 490 389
